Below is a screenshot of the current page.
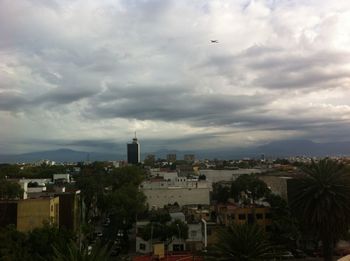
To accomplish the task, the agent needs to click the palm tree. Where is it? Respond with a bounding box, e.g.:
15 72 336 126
205 223 277 261
290 159 350 261
53 240 112 261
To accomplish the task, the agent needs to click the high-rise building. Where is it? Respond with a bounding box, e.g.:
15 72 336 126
127 133 140 164
184 154 195 162
167 153 177 163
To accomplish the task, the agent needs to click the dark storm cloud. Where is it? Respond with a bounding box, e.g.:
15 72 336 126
0 86 99 112
85 85 272 124
34 87 99 106
0 91 28 111
248 50 350 71
206 47 350 90
247 50 350 89
49 139 123 151
1 0 350 154
256 69 349 90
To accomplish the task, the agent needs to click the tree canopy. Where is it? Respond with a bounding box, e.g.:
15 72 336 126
0 179 23 200
231 174 270 204
290 159 350 261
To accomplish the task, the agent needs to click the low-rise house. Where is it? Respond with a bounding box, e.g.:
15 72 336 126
215 202 272 231
141 185 210 209
140 176 210 209
53 174 71 184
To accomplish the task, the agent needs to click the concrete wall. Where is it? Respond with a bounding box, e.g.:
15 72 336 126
136 237 152 254
57 193 80 232
187 223 203 242
53 174 70 183
0 202 17 227
200 169 262 184
17 197 59 232
259 175 290 201
142 187 210 209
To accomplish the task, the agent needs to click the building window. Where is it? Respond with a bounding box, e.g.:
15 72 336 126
173 244 184 251
256 213 263 219
139 243 146 250
265 213 272 219
247 213 254 224
238 214 246 220
51 205 53 212
191 231 197 238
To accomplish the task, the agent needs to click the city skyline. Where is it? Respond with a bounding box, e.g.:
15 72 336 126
1 0 350 154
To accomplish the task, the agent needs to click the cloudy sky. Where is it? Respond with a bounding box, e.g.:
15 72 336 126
1 0 350 154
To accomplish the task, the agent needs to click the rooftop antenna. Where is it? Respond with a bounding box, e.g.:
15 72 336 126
134 131 137 139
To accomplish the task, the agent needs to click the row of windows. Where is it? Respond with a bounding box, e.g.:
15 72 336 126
148 195 182 199
228 212 272 220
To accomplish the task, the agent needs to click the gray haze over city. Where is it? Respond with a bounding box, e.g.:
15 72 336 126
1 0 350 155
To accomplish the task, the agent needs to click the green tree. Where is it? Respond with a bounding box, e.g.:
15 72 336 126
265 193 300 250
290 159 350 261
231 174 270 204
109 166 144 190
212 183 230 203
0 225 29 261
0 224 74 261
205 224 277 261
27 224 74 260
0 164 20 178
106 184 146 229
0 179 23 199
76 174 105 220
140 219 188 249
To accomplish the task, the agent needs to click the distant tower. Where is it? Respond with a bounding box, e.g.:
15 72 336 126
167 154 177 163
127 132 140 164
184 154 195 162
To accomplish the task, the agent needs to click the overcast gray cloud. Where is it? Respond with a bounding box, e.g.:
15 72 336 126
1 0 350 154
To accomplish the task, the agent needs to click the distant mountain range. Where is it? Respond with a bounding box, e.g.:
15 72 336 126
0 149 123 163
1 140 350 163
257 139 350 158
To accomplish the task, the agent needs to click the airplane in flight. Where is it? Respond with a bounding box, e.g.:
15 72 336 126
210 40 219 43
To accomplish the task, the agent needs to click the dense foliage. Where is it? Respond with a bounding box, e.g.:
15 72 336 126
212 174 270 204
0 224 74 261
0 179 23 199
139 210 188 243
0 163 68 179
205 224 277 261
290 159 350 261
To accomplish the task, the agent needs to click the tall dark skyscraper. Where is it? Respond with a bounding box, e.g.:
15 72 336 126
127 133 140 164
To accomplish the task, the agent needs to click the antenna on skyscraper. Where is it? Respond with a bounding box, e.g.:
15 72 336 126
134 131 137 139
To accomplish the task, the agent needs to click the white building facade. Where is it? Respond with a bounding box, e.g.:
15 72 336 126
140 177 210 209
